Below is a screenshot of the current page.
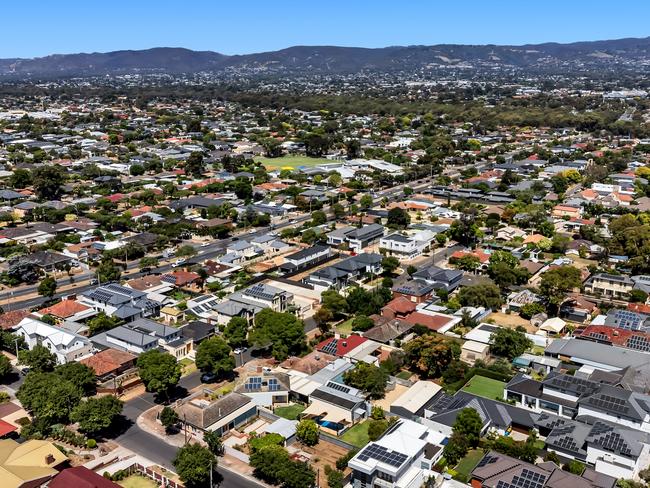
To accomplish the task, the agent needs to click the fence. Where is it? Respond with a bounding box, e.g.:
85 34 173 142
134 463 183 488
224 445 250 464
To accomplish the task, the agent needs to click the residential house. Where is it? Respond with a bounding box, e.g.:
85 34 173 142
344 223 385 252
584 273 633 300
306 253 382 290
470 451 615 488
392 279 436 304
279 245 331 273
234 369 291 407
411 265 463 293
174 392 257 439
379 230 434 259
0 439 69 488
213 283 294 325
348 419 444 488
15 317 92 364
78 283 162 322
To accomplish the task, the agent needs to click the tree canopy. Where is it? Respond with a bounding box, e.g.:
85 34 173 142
195 336 235 377
137 350 181 397
249 309 307 361
71 395 123 436
173 443 217 488
342 362 388 399
404 334 455 378
490 327 532 360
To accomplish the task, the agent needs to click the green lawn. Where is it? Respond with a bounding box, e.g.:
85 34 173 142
396 370 412 380
275 404 306 420
455 450 485 478
255 155 334 170
462 375 506 400
118 475 159 488
340 421 370 448
336 318 354 335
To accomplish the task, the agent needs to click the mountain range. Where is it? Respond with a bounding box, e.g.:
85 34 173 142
2 37 650 78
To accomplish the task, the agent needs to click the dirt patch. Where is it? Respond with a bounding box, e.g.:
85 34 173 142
296 438 352 487
486 312 536 333
372 384 409 411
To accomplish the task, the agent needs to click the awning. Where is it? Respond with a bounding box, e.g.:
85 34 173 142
0 419 17 437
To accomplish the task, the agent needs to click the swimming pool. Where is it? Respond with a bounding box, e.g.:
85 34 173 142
314 416 345 432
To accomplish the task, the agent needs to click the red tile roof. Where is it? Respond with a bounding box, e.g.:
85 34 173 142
383 296 417 315
49 467 121 488
80 348 136 377
404 312 454 331
0 419 16 437
0 310 31 330
577 324 650 349
316 334 367 356
628 303 650 315
39 299 90 319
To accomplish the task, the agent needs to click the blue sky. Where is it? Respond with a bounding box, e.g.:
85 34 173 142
3 1 650 58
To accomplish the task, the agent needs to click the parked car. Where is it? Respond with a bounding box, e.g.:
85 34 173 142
200 372 217 383
233 347 248 355
172 258 186 268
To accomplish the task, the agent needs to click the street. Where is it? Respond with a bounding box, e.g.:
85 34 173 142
116 371 261 488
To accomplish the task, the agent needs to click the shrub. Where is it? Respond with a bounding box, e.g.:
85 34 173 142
86 439 97 449
336 449 358 471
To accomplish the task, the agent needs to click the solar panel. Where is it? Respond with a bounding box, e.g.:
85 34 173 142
357 444 408 468
321 339 338 355
554 435 578 452
627 335 650 352
588 332 610 342
476 454 498 468
326 381 351 394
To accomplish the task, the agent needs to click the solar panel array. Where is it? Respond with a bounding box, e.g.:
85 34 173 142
588 394 629 414
90 288 114 302
554 435 579 452
627 335 650 352
476 454 498 468
268 378 281 392
357 444 408 468
244 284 276 300
511 469 547 488
548 375 594 394
326 381 351 394
597 431 633 456
321 339 339 355
245 377 263 391
613 310 644 330
590 421 613 437
588 332 610 342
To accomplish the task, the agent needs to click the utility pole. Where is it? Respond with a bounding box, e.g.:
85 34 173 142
209 460 213 488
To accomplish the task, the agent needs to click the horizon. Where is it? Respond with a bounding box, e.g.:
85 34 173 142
3 0 650 58
6 34 650 60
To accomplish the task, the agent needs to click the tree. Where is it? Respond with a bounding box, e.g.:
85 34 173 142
381 256 400 275
185 152 205 177
342 362 388 399
249 309 307 361
629 289 649 303
403 335 455 378
32 165 65 200
311 210 327 226
95 259 121 283
55 362 96 395
17 373 82 425
173 443 217 488
8 168 32 189
71 395 123 436
37 276 57 298
0 355 11 378
360 194 373 209
18 345 56 373
130 164 145 176
519 302 546 319
250 445 315 488
564 459 585 475
458 284 503 310
443 432 469 465
367 418 389 441
296 419 319 446
195 337 235 377
137 350 181 397
87 313 120 335
490 327 532 360
453 407 483 447
204 430 223 456
539 265 582 312
160 406 179 433
325 466 345 488
332 203 345 219
452 254 481 271
387 207 410 229
176 245 197 258
321 290 348 316
351 314 374 332
223 317 248 348
139 256 158 270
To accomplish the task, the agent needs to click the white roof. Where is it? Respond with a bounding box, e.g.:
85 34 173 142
17 317 86 348
540 317 566 333
462 340 490 353
391 381 441 414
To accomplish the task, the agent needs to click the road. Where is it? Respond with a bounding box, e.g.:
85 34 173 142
116 371 260 488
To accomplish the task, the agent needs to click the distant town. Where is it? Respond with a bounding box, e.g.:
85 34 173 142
1 41 650 488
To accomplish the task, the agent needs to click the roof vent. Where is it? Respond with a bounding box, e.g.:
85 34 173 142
342 341 348 347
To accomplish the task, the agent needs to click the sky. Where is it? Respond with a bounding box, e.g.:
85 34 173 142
3 0 650 58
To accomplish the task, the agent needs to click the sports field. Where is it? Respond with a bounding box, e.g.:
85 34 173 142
255 155 334 170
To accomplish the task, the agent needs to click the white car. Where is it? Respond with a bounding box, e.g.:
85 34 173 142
201 242 210 247
172 258 186 267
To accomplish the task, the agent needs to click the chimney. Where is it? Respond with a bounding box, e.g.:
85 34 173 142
45 454 55 464
315 355 320 361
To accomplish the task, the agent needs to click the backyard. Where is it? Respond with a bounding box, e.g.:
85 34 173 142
274 404 306 420
340 421 370 448
118 475 159 488
462 375 506 400
454 449 485 479
255 155 334 170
